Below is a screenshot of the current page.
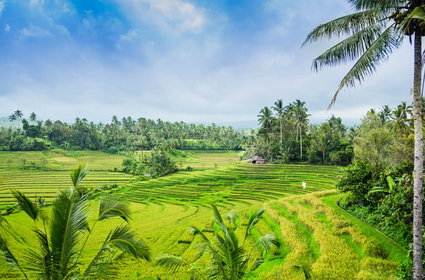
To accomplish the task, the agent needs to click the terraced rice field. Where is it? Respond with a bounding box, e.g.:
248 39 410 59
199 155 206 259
0 151 408 279
114 163 340 206
0 150 134 205
0 150 241 206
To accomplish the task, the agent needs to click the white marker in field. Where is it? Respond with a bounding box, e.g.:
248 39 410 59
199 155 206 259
302 182 307 189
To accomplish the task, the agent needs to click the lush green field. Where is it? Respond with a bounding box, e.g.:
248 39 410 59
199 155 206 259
0 150 241 205
0 150 408 279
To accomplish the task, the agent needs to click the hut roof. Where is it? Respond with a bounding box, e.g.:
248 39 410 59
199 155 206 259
247 156 266 162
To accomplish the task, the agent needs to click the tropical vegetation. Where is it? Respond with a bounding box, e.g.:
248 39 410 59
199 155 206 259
0 165 150 279
303 0 425 277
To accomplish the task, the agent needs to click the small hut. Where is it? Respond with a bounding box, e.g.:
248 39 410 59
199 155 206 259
246 156 266 164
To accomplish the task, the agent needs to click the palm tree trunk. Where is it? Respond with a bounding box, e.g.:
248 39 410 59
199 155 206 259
300 129 303 161
280 119 283 147
413 31 423 280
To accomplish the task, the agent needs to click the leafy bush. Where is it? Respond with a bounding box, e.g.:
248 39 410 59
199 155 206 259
121 148 177 178
336 160 374 205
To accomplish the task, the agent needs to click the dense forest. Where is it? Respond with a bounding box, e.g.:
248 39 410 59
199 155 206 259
0 111 244 152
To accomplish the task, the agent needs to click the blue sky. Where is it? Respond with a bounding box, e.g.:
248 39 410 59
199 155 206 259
0 0 413 127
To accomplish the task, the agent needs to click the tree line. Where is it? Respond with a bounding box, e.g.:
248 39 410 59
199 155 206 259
0 111 245 152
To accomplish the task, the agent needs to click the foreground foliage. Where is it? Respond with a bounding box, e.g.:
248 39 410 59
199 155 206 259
0 165 150 279
156 205 280 279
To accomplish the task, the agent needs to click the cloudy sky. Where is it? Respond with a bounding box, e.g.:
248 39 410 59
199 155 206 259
0 0 414 127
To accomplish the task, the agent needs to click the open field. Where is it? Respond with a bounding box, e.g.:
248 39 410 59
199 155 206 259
0 150 408 279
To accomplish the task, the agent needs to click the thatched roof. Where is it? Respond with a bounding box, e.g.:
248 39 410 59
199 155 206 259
246 156 266 162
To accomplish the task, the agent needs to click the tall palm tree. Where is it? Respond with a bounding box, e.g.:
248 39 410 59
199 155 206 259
272 99 285 147
0 165 150 279
290 100 309 160
257 106 274 148
303 1 424 277
14 110 23 120
257 106 274 131
30 112 37 122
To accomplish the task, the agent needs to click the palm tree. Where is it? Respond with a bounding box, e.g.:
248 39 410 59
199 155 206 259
156 205 280 279
8 114 16 122
30 112 37 122
391 101 413 132
303 1 424 277
378 105 392 124
288 100 309 160
257 106 274 131
0 165 150 279
257 107 274 153
272 99 285 147
14 110 23 120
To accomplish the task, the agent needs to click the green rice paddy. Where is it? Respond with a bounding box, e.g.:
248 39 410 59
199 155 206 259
0 150 408 279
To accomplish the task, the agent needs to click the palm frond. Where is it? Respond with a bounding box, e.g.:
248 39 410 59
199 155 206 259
155 254 184 273
226 210 239 227
189 226 210 244
50 189 89 278
293 265 313 280
312 24 386 71
349 0 405 10
211 204 225 225
70 164 88 187
98 196 131 222
244 208 265 241
0 235 29 280
407 5 425 21
85 224 150 276
328 24 402 108
108 225 151 260
24 230 53 279
255 233 281 255
303 9 385 45
11 190 40 221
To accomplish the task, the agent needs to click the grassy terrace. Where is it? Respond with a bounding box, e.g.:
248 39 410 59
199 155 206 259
114 163 341 206
0 150 241 206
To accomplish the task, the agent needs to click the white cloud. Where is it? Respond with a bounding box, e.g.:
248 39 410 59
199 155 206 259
115 28 142 49
0 0 6 16
29 0 44 7
4 24 9 32
20 25 51 38
116 0 206 34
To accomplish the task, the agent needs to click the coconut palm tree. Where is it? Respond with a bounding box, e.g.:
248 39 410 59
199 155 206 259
14 110 23 120
378 105 392 124
30 112 37 122
257 106 274 131
285 100 309 160
156 205 280 279
272 99 285 147
0 165 150 279
391 101 413 132
257 107 275 154
303 1 425 277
